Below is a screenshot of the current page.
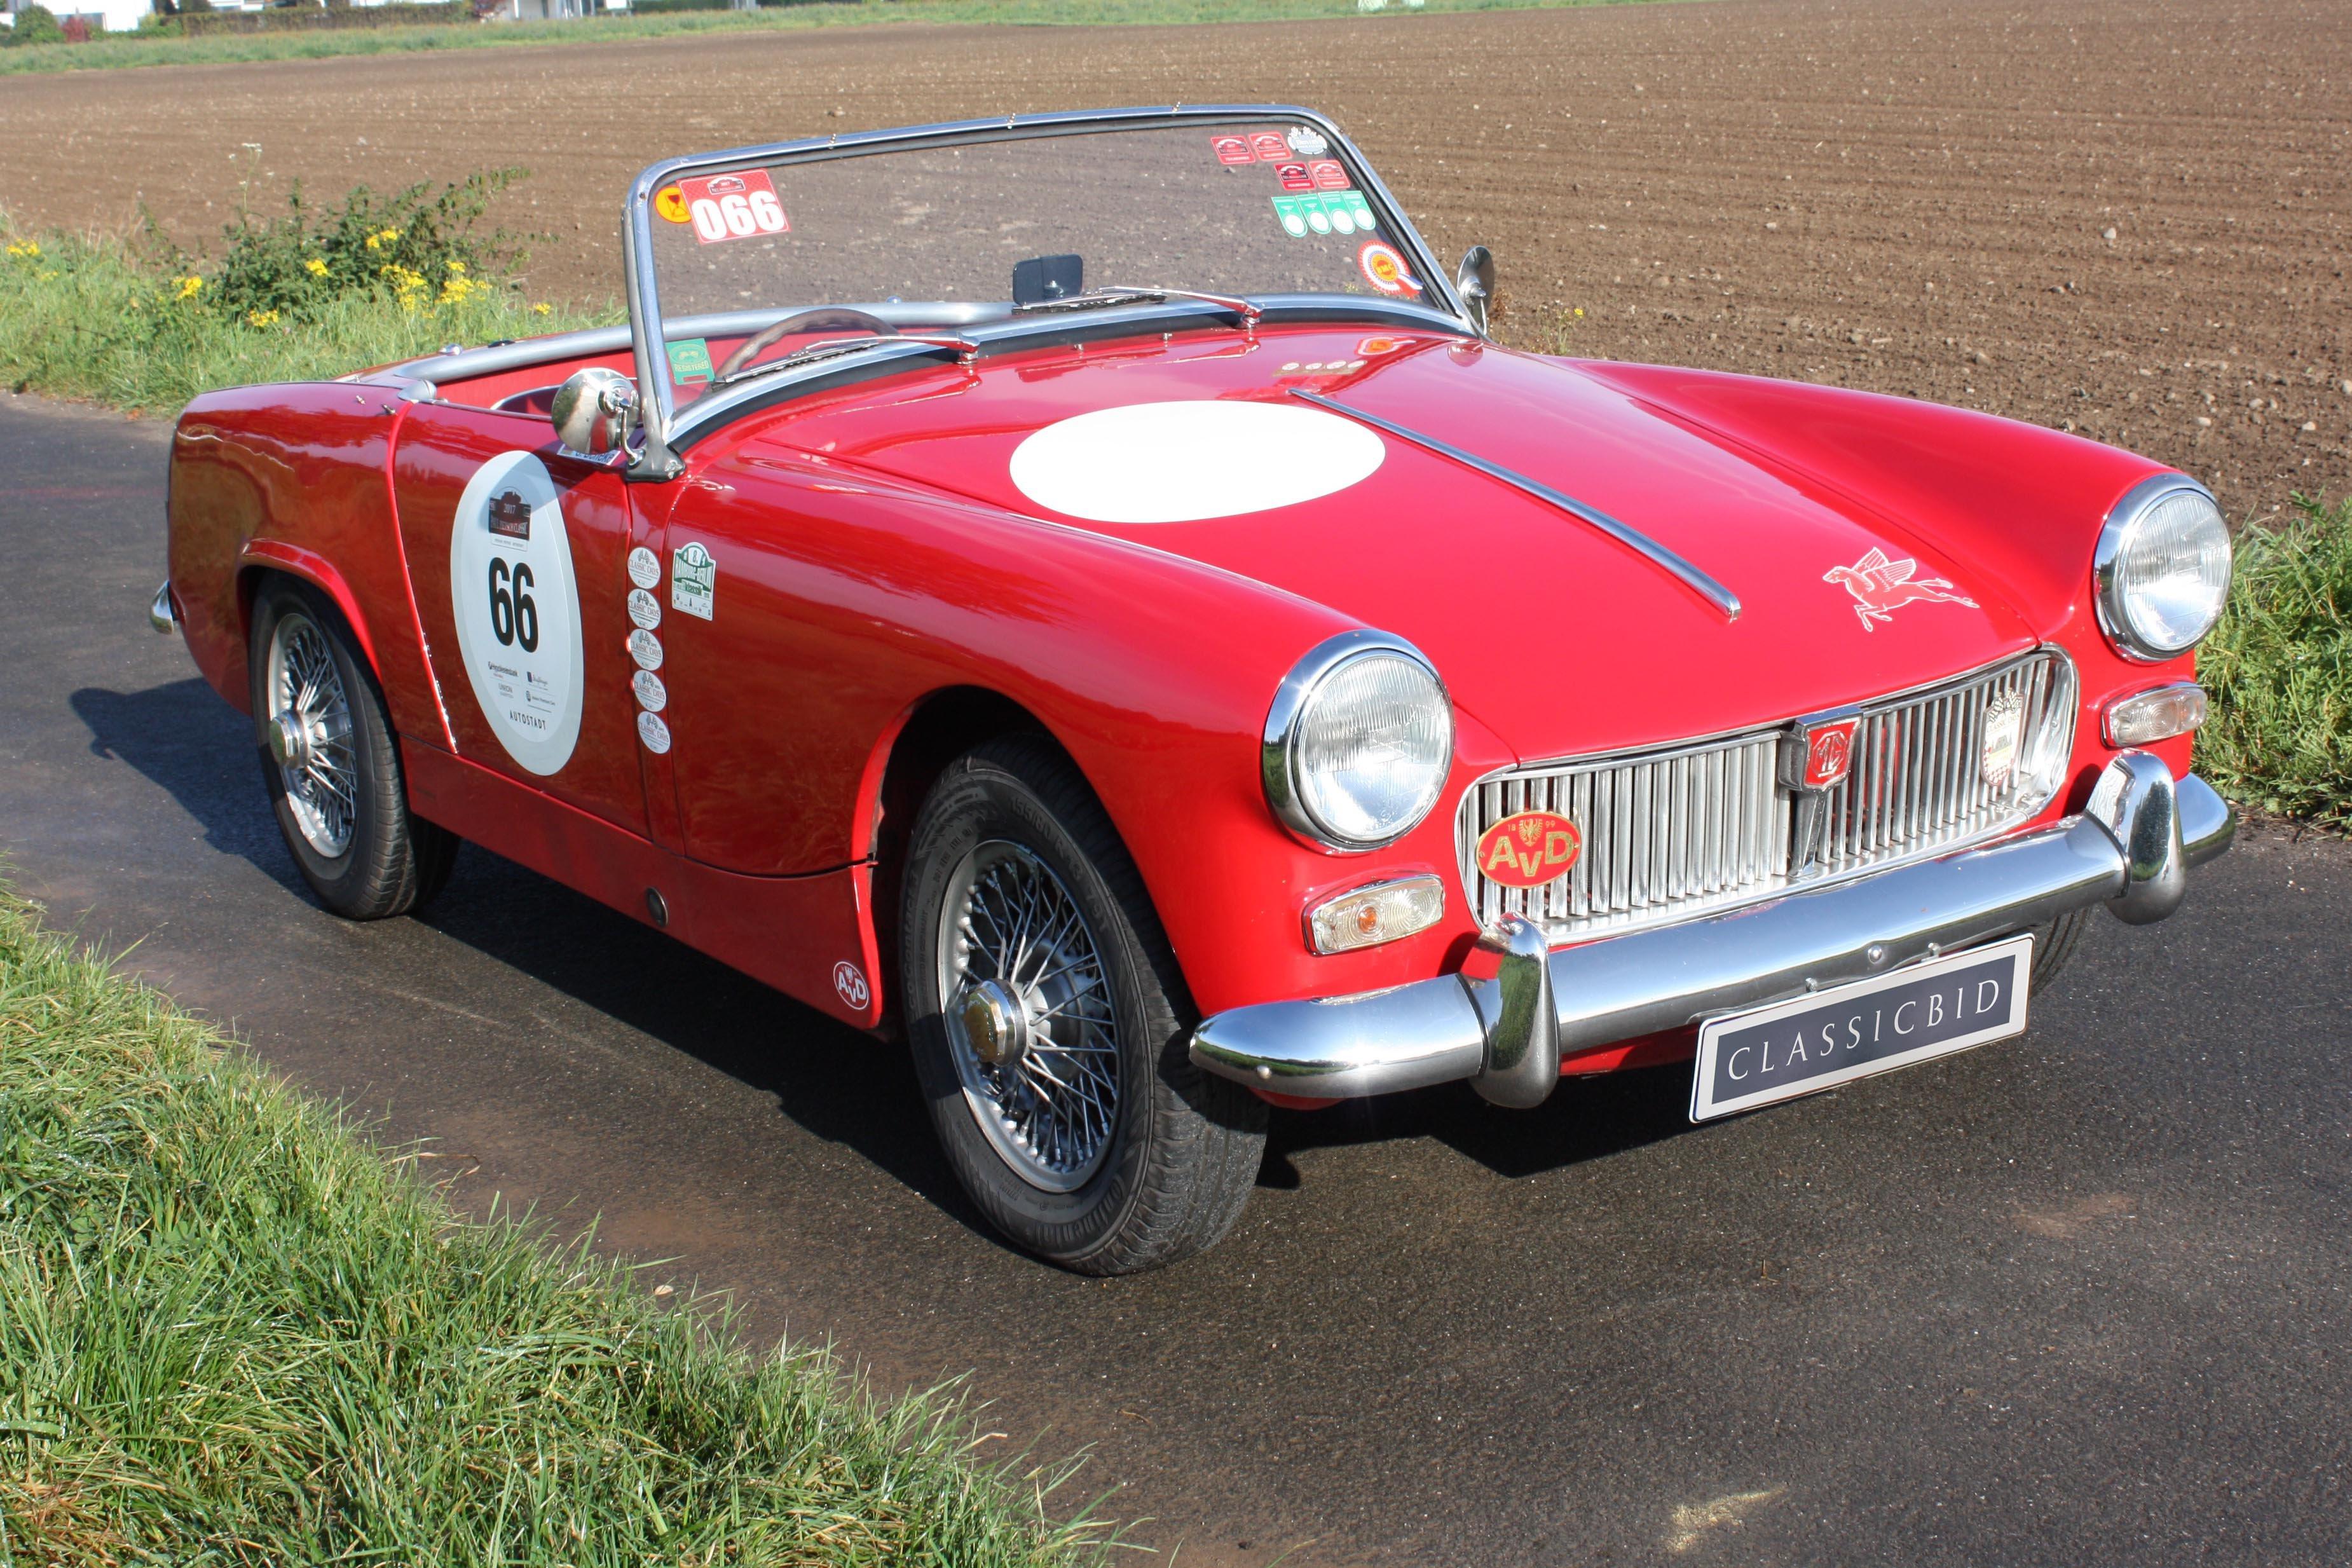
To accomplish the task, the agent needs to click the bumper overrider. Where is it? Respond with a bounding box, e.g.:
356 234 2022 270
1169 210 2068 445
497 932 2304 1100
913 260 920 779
1191 751 2233 1109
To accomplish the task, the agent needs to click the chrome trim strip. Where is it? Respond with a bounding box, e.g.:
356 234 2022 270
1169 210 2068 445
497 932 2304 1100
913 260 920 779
2094 472 2227 663
1286 388 1741 621
620 106 1470 481
1191 758 2234 1103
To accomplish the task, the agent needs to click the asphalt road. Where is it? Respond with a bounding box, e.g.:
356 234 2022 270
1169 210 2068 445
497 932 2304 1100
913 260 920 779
4 391 2348 1566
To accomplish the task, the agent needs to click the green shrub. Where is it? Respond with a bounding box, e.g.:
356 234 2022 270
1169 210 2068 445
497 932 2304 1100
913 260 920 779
190 167 533 324
3 5 64 45
2198 493 2352 829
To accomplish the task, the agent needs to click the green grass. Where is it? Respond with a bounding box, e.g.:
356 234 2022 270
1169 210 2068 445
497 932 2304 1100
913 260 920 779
0 226 620 416
2196 493 2352 831
0 0 1644 76
0 886 1112 1565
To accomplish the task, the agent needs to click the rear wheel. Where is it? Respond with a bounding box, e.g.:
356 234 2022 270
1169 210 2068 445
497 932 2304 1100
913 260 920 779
2029 906 2094 993
248 577 456 920
900 736 1266 1274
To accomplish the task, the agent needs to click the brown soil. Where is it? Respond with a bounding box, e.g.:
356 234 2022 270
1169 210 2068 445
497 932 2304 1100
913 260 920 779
4 0 2345 516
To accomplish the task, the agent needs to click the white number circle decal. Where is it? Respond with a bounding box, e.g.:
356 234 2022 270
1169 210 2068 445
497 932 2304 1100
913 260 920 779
449 452 584 776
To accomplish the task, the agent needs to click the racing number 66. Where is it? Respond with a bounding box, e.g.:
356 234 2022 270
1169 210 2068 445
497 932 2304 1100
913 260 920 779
487 558 539 653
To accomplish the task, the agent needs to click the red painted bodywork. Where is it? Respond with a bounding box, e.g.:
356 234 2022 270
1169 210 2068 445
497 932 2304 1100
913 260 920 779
165 317 2200 1057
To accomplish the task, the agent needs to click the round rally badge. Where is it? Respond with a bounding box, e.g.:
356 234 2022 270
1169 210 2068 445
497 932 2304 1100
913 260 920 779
449 453 584 777
1357 241 1419 297
627 629 664 671
655 185 691 225
626 545 662 589
831 961 870 1011
627 588 662 630
1285 125 1330 158
636 710 672 754
631 669 667 712
1476 810 1583 889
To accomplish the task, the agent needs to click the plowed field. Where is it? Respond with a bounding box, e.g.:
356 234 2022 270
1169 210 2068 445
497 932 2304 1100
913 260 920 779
5 0 2345 515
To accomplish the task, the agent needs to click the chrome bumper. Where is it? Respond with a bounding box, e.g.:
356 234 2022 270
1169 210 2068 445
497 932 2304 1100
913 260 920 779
1191 751 2234 1108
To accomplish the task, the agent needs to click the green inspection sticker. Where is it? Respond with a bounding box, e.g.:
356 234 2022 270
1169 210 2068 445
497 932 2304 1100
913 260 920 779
1273 196 1311 238
1273 191 1381 240
666 337 714 385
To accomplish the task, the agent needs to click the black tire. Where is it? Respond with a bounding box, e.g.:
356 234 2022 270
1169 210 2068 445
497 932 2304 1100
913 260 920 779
247 576 457 920
900 735 1267 1274
2029 906 2094 993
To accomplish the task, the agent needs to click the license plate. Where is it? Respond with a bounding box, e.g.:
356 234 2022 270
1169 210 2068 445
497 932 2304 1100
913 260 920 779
1690 934 2034 1122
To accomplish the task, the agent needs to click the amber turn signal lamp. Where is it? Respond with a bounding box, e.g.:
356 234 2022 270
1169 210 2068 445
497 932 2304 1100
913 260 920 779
1306 875 1446 955
2103 682 2208 747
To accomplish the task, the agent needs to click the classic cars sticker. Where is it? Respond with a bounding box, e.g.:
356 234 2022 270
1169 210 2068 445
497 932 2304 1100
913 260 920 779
666 337 715 388
654 184 692 225
1357 241 1420 296
1285 125 1330 157
448 452 584 777
627 587 662 630
671 542 718 620
626 546 662 590
627 629 663 671
676 170 790 246
1476 810 1584 889
1009 400 1384 525
631 669 668 713
1824 547 1977 632
636 710 672 754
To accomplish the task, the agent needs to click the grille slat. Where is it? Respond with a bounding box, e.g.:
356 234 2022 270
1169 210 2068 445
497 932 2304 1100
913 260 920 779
1460 651 2077 941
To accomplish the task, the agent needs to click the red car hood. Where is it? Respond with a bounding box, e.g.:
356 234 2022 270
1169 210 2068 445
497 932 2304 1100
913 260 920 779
746 326 2065 761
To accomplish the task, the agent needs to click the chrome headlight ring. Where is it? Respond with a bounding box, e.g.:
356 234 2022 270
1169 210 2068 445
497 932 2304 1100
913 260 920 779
1262 629 1454 852
2093 474 2233 664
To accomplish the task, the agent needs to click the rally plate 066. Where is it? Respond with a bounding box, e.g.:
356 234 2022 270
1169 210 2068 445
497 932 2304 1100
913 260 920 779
1689 934 2034 1122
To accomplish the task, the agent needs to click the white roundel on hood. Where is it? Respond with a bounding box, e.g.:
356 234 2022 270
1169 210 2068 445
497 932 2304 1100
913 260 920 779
1009 399 1385 524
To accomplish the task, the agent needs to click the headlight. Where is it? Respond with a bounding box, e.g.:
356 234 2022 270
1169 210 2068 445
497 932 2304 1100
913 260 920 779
2095 476 2232 661
1263 631 1453 850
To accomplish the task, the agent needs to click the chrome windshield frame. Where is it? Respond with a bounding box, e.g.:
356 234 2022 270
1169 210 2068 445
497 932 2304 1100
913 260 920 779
617 104 1469 481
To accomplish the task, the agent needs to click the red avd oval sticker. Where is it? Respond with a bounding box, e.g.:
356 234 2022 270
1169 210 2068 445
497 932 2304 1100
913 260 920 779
1477 810 1583 888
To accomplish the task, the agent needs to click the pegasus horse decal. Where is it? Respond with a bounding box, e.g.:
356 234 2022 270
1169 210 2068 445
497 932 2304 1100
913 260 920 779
1824 548 1977 631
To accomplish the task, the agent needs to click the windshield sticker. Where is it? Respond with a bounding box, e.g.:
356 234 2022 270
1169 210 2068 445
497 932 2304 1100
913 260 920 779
671 542 717 620
1248 130 1291 161
1211 133 1255 165
1272 197 1311 238
1274 161 1317 193
678 170 789 246
1308 159 1350 191
666 337 714 387
654 184 691 225
1357 241 1421 296
1285 125 1331 158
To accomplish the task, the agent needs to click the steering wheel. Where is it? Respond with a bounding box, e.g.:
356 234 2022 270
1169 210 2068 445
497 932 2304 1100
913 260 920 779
715 308 899 381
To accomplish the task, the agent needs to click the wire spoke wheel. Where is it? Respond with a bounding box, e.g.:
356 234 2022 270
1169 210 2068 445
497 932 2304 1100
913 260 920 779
264 610 358 859
937 839 1121 1192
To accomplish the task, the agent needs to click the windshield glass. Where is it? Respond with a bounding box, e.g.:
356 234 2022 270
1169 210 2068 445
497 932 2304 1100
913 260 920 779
643 118 1433 397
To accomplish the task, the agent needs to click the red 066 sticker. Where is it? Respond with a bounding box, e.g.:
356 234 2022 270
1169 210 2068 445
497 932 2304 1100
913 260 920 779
677 170 790 245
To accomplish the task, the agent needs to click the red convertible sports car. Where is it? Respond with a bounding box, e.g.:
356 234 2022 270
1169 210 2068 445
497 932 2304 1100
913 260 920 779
157 107 2236 1272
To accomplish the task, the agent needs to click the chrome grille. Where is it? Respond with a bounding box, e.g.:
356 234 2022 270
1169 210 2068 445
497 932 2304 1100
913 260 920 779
1458 651 2077 939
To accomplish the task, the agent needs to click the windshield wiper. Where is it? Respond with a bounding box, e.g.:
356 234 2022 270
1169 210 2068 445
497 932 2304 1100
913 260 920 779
1015 286 1262 327
711 332 976 391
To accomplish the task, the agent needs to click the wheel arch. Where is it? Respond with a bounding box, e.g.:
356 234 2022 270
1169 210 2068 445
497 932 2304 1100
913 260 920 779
236 542 385 686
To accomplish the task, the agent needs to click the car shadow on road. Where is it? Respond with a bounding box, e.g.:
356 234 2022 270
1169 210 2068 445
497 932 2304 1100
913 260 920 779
1261 1064 1701 1183
71 678 307 885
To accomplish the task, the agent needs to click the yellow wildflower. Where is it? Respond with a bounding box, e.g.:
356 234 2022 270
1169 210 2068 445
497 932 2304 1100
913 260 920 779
4 240 39 260
304 257 329 276
247 310 280 328
531 303 551 316
446 259 467 275
174 275 204 300
363 226 402 252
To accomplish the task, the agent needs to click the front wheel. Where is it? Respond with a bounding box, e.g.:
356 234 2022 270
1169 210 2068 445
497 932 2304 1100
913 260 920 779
248 577 456 920
900 736 1266 1274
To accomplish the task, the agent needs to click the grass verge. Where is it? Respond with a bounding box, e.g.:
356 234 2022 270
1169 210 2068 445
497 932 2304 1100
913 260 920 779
0 226 619 416
2196 493 2352 831
0 887 1110 1565
0 0 1648 76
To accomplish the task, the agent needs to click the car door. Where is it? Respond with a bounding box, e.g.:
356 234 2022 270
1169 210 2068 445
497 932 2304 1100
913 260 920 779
390 400 652 838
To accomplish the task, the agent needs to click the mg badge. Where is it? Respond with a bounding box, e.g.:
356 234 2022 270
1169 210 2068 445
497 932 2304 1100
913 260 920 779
1781 712 1863 879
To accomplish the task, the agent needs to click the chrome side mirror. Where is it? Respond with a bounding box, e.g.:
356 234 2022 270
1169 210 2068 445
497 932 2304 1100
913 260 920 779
1456 244 1496 336
550 366 639 458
